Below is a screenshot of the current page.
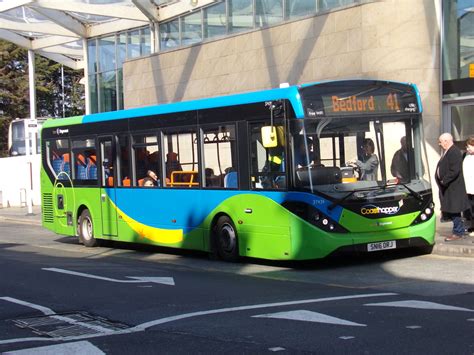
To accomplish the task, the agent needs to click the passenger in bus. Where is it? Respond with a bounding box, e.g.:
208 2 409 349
166 152 183 182
348 138 379 181
205 168 221 187
261 146 285 189
142 177 155 187
390 136 410 182
294 135 312 167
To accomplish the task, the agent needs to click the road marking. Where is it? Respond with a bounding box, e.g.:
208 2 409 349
339 336 355 340
0 292 396 345
3 341 105 354
252 310 366 327
42 268 175 286
131 292 395 331
406 325 422 329
364 300 474 312
0 297 55 316
268 347 286 352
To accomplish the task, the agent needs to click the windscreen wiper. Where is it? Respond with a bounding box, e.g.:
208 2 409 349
397 182 423 201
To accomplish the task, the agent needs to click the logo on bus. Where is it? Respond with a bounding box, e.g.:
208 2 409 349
53 128 69 135
360 204 400 215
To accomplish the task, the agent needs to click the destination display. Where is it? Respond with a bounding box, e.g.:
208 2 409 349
300 81 420 118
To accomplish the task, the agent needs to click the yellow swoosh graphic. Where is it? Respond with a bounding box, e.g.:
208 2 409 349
109 199 184 244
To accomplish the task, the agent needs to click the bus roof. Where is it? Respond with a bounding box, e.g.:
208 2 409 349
43 79 421 128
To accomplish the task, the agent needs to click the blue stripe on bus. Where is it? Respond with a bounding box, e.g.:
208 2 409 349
83 86 304 124
107 189 342 231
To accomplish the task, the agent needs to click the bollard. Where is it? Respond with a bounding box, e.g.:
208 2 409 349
20 188 27 207
0 190 2 209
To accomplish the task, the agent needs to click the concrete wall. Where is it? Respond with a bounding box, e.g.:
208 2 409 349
0 155 41 208
123 0 443 199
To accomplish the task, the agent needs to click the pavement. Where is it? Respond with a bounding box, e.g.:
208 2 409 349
0 205 473 258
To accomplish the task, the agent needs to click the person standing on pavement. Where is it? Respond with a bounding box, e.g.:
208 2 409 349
435 133 470 241
463 135 474 237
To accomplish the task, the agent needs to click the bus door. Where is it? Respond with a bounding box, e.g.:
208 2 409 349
99 136 118 236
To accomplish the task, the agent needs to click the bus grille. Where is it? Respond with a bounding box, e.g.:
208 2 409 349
42 193 53 223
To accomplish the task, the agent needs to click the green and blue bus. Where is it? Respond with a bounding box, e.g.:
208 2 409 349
40 80 435 261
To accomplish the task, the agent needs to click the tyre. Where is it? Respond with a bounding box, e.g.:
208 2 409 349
78 209 98 247
215 216 239 262
416 244 434 255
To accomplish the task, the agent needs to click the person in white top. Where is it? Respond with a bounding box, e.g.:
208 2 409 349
463 135 474 237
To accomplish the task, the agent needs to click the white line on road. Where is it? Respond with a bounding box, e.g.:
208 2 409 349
0 297 55 316
252 310 366 327
42 268 175 286
0 292 396 346
365 300 474 312
3 340 105 355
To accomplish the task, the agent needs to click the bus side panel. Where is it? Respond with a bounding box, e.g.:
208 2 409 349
234 194 291 260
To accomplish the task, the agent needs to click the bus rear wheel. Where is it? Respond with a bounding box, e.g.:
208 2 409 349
78 209 98 247
215 216 239 262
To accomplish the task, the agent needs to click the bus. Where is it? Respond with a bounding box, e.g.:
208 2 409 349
40 80 435 261
8 118 45 156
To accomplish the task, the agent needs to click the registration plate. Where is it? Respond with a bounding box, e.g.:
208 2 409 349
367 240 396 252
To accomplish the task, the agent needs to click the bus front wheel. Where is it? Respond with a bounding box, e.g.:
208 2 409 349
216 216 239 262
78 209 98 247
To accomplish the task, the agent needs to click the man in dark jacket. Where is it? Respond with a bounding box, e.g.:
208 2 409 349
435 133 470 241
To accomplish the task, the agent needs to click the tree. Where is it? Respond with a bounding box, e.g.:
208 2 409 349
0 39 84 156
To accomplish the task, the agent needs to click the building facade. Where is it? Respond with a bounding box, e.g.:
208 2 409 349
90 0 472 204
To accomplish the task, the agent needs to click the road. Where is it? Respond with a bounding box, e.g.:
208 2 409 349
0 221 473 354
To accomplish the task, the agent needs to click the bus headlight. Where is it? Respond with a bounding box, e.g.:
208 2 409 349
420 213 427 221
425 208 432 215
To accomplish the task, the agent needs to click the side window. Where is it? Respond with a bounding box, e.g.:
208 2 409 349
47 138 71 180
118 135 131 187
132 134 161 187
72 138 97 184
163 129 199 187
250 122 287 190
100 139 115 187
202 125 237 188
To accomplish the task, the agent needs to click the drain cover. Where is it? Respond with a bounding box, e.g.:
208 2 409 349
12 312 129 338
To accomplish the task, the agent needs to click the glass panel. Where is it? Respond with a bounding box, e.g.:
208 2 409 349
101 140 114 187
319 0 354 11
118 33 127 67
451 104 474 144
202 125 237 188
229 0 254 33
160 19 180 50
442 0 474 96
250 121 287 190
163 130 199 187
141 27 151 55
204 1 227 39
286 0 316 18
256 0 283 27
117 69 124 110
99 71 117 113
118 135 130 186
289 116 430 197
133 134 161 187
72 139 97 182
181 11 203 45
98 36 116 72
89 74 99 114
49 139 70 180
127 29 141 58
87 39 97 74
